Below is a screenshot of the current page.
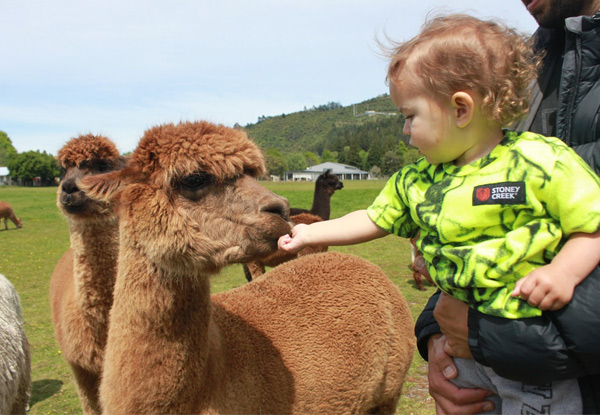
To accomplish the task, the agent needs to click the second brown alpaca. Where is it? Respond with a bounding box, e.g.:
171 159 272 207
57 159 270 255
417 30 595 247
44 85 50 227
50 134 126 415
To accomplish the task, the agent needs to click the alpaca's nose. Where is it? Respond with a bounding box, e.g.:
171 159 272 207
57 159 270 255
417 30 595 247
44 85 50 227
261 197 289 221
62 178 80 194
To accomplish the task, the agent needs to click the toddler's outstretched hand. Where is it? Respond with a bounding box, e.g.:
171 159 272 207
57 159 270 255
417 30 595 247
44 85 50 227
278 223 309 254
511 264 575 310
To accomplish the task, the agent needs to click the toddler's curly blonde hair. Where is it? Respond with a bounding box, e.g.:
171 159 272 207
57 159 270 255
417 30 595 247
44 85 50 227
386 14 541 127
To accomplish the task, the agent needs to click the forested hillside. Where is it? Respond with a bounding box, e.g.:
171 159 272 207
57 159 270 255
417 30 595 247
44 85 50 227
242 94 419 177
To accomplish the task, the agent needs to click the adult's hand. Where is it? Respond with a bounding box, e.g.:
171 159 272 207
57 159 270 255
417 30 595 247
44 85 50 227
434 293 472 358
427 334 494 414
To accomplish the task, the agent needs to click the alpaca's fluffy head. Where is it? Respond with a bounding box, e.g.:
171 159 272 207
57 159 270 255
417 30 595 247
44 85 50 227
80 121 290 275
57 134 126 219
130 121 266 187
57 134 121 169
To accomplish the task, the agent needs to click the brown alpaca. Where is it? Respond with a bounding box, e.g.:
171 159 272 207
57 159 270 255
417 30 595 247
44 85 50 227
81 120 415 414
0 201 22 230
243 212 327 281
50 134 126 415
289 168 344 220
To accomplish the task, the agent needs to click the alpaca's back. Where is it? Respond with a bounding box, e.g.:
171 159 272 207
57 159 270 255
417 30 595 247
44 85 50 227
0 274 31 415
213 251 415 414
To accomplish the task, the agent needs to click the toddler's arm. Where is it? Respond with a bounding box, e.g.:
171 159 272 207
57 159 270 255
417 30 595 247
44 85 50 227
278 209 388 254
512 229 600 310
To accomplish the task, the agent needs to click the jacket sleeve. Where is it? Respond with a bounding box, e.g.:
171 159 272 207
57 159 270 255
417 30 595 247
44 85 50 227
414 289 442 361
468 266 600 384
571 141 600 176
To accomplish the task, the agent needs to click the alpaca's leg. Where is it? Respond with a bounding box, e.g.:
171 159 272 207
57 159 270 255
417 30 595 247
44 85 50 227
70 364 101 415
244 262 265 281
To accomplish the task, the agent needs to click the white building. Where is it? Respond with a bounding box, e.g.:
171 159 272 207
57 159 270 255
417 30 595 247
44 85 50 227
283 162 369 181
0 167 10 186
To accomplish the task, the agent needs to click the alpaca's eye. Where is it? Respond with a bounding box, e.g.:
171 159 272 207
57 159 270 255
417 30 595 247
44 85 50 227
180 173 213 192
95 160 112 173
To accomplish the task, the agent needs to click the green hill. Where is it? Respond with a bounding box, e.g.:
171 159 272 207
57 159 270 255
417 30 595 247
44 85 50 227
243 94 404 154
241 94 417 176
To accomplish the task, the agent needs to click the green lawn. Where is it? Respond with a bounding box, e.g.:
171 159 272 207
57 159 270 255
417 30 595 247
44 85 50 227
0 181 436 415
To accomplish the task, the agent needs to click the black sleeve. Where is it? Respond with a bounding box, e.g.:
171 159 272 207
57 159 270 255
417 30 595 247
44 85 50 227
468 266 600 384
571 141 600 176
414 289 442 361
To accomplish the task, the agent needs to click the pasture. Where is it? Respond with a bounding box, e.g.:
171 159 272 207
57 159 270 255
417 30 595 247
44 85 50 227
0 181 436 414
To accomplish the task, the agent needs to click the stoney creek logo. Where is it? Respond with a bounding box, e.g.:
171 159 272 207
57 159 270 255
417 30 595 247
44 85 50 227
473 181 526 206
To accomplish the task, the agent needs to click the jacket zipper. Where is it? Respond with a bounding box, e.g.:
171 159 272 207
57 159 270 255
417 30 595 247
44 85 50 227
564 34 582 142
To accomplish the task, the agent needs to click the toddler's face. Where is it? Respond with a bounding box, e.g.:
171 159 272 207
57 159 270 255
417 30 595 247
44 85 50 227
390 80 462 166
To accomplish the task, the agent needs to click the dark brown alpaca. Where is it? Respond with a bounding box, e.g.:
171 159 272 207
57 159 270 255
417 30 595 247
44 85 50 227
244 169 344 281
80 120 415 414
0 201 22 230
289 169 344 220
50 134 126 415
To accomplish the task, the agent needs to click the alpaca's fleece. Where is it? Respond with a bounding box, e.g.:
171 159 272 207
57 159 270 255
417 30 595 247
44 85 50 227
57 134 121 168
131 121 266 183
213 252 415 414
0 274 30 415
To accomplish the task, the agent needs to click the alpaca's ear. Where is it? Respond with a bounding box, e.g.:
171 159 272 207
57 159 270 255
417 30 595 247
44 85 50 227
78 166 136 203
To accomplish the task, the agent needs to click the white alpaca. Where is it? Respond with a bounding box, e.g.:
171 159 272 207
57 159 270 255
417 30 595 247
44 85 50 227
0 274 30 415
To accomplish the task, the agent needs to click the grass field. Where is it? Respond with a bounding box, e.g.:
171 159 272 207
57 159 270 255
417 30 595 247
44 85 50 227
0 180 436 415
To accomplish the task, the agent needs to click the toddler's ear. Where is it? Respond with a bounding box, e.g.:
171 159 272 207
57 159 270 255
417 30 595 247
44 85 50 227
451 92 474 128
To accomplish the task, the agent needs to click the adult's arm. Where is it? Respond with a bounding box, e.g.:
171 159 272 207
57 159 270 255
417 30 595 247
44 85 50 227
416 291 495 414
414 290 442 360
464 267 600 383
571 140 600 177
427 334 495 415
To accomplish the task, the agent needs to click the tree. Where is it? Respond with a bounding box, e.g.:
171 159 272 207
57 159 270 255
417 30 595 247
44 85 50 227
7 150 60 185
304 151 320 167
369 165 382 179
320 149 338 163
0 131 17 166
345 140 362 168
367 139 384 170
359 150 369 171
264 148 287 177
381 150 403 176
286 153 307 171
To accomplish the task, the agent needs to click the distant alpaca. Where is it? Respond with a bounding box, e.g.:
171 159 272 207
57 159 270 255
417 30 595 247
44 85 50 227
81 120 415 414
243 212 327 281
0 201 23 230
289 169 344 220
409 237 434 291
50 134 126 415
0 274 30 415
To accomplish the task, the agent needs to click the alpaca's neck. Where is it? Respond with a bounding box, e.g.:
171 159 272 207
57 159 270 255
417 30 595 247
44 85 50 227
104 250 220 412
310 185 331 220
69 218 119 313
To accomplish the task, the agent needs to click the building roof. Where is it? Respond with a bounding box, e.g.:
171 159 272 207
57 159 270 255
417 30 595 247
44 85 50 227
303 162 368 175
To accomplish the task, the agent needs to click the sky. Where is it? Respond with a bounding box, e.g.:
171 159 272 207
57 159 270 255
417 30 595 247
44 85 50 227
1 0 538 156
